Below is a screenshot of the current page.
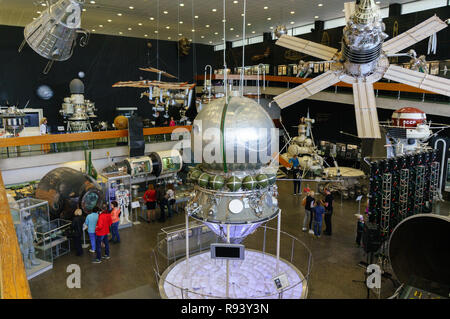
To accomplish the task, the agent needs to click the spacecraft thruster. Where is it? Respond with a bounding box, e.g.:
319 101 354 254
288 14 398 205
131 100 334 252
103 150 183 178
274 0 450 139
0 106 26 137
60 78 97 132
18 0 89 74
185 95 279 244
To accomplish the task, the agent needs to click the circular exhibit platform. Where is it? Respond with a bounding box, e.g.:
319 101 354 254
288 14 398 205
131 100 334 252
159 249 308 299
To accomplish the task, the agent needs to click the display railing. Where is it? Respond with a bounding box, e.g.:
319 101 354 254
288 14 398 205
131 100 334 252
151 224 313 299
195 74 450 104
0 171 32 299
0 125 192 159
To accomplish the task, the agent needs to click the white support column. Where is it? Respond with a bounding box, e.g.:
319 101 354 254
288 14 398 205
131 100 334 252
226 224 230 298
276 210 281 274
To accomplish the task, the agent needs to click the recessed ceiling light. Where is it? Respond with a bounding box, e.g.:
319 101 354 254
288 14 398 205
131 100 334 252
230 27 234 31
117 13 122 16
119 32 123 35
192 29 195 32
180 21 183 24
168 37 171 39
128 27 132 30
212 9 217 12
214 32 218 35
290 21 295 24
206 24 210 27
267 17 271 20
264 6 268 10
144 34 148 37
290 11 295 14
107 19 112 22
315 16 319 19
41 2 46 6
318 3 323 6
92 29 96 32
138 23 143 26
376 1 380 3
163 11 168 14
90 1 96 4
269 26 273 29
99 24 103 27
252 31 255 33
241 13 244 16
150 17 155 20
129 6 134 10
82 8 86 12
178 33 182 36
166 26 170 29
36 11 41 14
201 35 205 38
247 23 251 26
209 41 212 43
236 35 239 37
195 15 199 19
233 0 238 3
180 3 184 6
154 31 158 34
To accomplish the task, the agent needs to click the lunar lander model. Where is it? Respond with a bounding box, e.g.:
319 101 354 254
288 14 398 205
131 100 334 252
0 106 26 137
60 79 97 132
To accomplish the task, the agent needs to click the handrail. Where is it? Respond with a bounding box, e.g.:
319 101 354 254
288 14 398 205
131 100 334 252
0 125 192 148
195 74 437 94
0 171 32 299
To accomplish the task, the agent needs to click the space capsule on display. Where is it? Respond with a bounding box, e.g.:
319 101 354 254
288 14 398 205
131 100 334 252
35 167 104 219
186 95 280 243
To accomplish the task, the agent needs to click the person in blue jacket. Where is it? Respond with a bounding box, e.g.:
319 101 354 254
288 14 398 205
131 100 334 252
84 208 99 253
289 154 301 195
313 200 326 238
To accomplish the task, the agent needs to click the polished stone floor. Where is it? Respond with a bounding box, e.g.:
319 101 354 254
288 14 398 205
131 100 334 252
28 181 450 299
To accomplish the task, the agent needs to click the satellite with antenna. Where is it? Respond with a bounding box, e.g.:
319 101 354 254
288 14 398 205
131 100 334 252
273 0 450 139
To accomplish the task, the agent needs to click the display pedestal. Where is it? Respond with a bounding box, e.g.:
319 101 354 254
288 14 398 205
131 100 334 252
26 259 53 280
119 220 133 230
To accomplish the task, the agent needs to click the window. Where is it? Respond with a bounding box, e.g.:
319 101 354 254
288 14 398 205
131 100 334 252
324 17 346 30
401 0 447 14
293 24 314 36
214 44 225 51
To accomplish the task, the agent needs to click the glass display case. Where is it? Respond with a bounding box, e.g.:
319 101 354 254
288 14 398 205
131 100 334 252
34 218 72 260
9 198 53 280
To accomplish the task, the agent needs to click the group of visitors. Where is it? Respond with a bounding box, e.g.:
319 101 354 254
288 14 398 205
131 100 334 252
70 202 122 264
301 188 333 238
143 184 177 223
153 111 177 127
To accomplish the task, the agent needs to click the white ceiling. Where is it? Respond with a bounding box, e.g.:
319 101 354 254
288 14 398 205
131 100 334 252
0 0 417 45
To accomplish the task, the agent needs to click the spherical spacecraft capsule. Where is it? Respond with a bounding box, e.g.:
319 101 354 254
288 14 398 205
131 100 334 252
186 95 279 243
242 175 257 190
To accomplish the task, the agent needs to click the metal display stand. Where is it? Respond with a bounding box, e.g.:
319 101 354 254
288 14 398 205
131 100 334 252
35 219 72 260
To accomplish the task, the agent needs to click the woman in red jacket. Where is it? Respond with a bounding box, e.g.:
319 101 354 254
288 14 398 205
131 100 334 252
143 184 157 223
93 206 112 264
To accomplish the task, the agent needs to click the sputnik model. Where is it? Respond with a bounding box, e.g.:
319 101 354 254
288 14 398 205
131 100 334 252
274 0 450 139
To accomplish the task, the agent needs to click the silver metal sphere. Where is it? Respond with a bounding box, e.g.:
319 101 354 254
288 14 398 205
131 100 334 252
274 25 288 39
191 95 276 176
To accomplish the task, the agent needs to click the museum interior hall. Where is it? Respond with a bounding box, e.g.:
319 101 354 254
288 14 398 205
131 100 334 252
0 0 449 301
